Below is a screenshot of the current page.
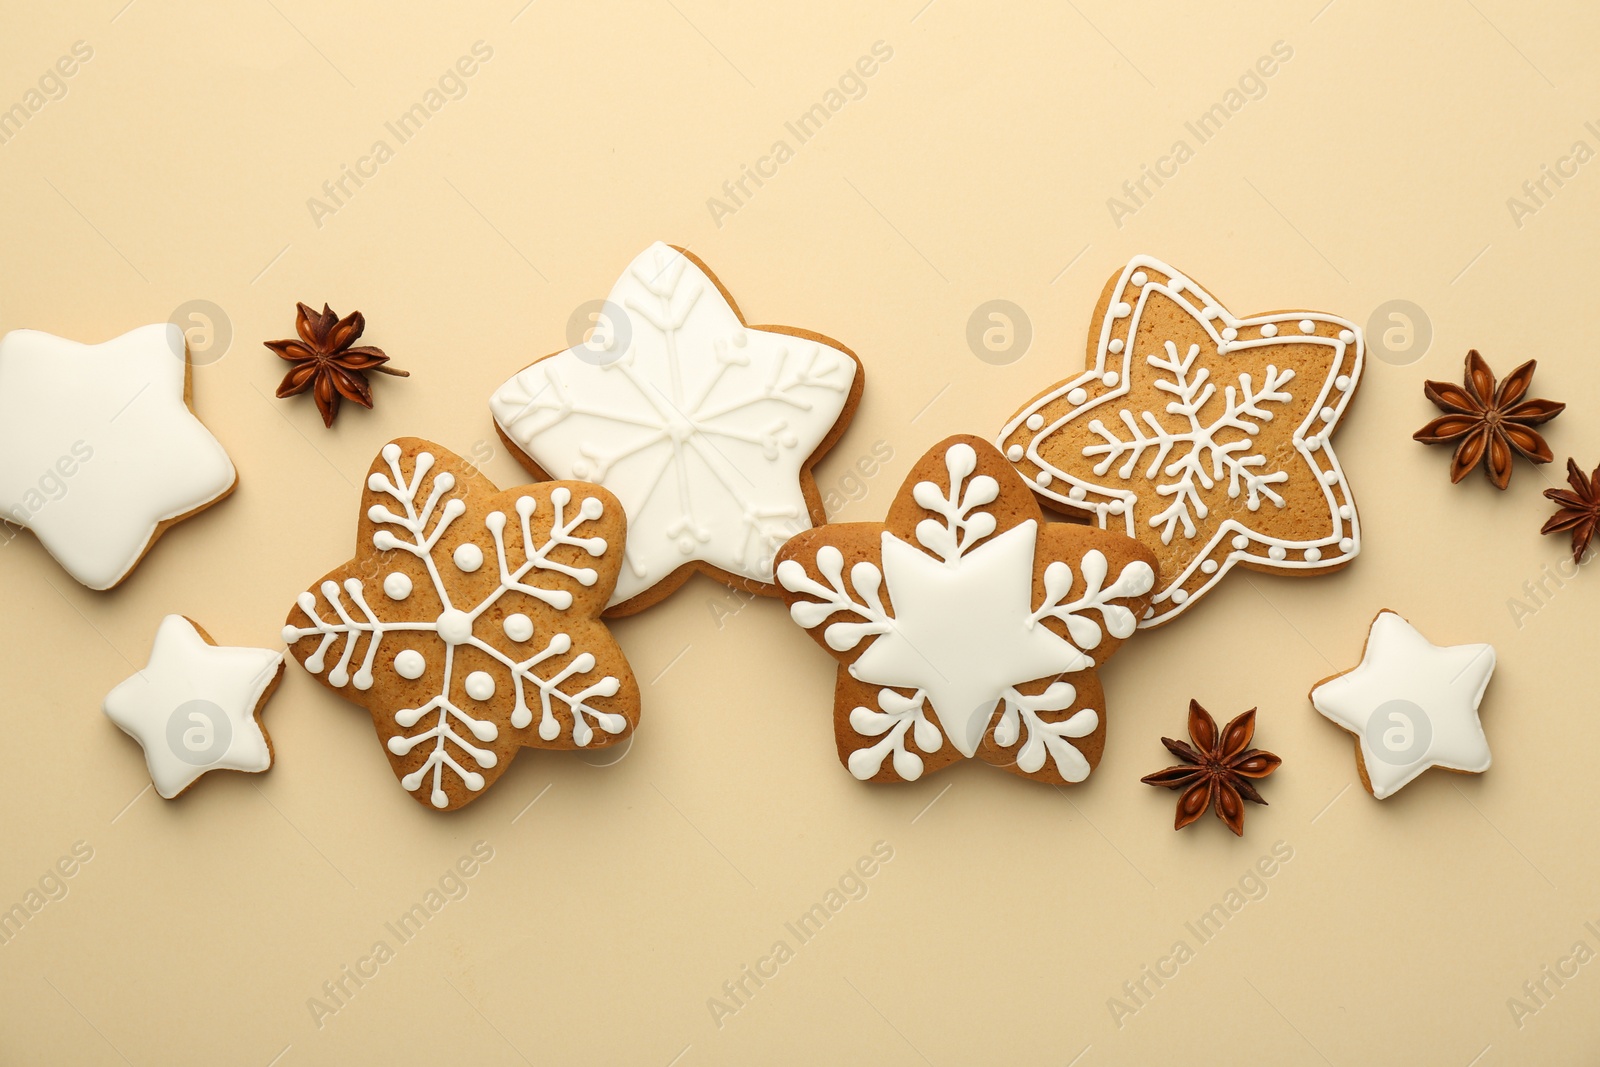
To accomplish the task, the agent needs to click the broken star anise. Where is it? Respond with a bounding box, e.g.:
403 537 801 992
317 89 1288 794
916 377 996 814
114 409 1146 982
267 302 408 428
1413 350 1564 489
1541 458 1600 565
1141 701 1281 837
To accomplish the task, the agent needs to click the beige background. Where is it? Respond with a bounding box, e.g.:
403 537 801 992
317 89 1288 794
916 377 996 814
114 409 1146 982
2 0 1597 1063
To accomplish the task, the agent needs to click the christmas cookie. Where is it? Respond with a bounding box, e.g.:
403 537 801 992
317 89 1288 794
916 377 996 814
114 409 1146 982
997 255 1362 627
0 323 236 589
1140 701 1280 836
282 439 641 811
1413 350 1563 489
1310 610 1495 799
103 615 284 799
489 242 863 616
774 435 1157 785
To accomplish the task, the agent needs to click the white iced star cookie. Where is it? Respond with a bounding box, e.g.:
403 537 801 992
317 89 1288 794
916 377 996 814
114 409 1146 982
776 435 1158 785
104 615 285 799
1310 610 1496 800
490 242 863 615
998 255 1363 627
0 323 237 590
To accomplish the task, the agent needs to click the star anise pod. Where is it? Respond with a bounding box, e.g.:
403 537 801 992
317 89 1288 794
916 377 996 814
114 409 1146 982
1141 701 1280 836
267 302 408 427
1413 350 1563 489
1541 458 1600 565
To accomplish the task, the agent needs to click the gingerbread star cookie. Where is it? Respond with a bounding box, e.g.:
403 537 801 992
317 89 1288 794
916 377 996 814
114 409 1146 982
282 439 641 812
998 256 1362 627
489 242 863 616
1310 610 1495 799
0 324 236 589
775 435 1157 785
103 615 284 799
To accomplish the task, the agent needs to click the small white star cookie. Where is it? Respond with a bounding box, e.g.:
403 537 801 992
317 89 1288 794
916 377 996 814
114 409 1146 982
104 615 284 799
0 323 236 590
1310 610 1496 799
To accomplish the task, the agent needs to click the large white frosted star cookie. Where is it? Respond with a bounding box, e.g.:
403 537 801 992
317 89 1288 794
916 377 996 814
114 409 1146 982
103 615 284 799
0 323 236 590
998 255 1362 627
1311 610 1496 799
489 242 863 615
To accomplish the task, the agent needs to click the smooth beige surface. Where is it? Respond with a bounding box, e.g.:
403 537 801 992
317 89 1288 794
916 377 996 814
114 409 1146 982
2 1 1597 1063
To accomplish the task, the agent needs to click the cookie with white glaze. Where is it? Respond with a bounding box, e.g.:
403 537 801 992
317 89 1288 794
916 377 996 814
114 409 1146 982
282 438 641 812
489 242 863 616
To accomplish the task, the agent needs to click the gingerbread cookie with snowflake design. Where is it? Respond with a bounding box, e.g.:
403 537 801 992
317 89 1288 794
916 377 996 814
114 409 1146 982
282 439 640 811
998 256 1363 627
775 435 1157 785
489 242 863 616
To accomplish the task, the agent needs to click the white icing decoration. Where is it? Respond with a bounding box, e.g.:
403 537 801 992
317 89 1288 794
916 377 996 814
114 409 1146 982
1200 559 1218 574
384 572 413 600
465 671 496 701
778 442 1153 782
395 649 426 680
0 324 236 590
1311 612 1495 800
1299 319 1316 334
503 613 534 642
1026 413 1045 431
489 242 857 606
996 254 1364 627
283 444 625 808
102 615 281 799
1006 444 1023 462
453 543 484 572
1066 388 1088 405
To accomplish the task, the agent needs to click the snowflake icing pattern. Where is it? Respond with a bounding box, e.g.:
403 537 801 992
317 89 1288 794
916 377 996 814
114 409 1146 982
283 440 639 811
490 242 860 609
777 438 1156 785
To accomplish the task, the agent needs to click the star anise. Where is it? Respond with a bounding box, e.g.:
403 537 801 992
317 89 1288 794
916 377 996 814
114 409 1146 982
1541 458 1600 565
267 303 408 427
1141 701 1280 836
1413 350 1563 489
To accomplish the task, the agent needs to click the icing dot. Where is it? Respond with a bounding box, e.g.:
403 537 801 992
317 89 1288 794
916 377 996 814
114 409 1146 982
1299 319 1316 334
503 613 534 642
1305 435 1321 450
1339 329 1355 343
1067 388 1088 406
1339 537 1355 552
1112 301 1131 317
1320 406 1337 422
1068 485 1087 501
1169 278 1186 294
1034 471 1052 487
1108 339 1125 354
1221 327 1238 341
677 536 695 553
395 650 426 680
1201 559 1218 574
464 671 496 701
1130 271 1148 286
436 609 473 645
1268 545 1287 561
383 572 412 600
1335 375 1352 390
1305 547 1322 562
1338 505 1353 519
1321 469 1340 484
1102 371 1120 387
454 543 484 572
1171 589 1189 605
1006 445 1023 462
1260 323 1279 337
1026 413 1045 431
1231 535 1249 550
1107 500 1125 515
732 329 748 347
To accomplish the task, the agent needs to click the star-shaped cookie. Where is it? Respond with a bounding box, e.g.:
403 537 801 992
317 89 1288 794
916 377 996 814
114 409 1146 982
282 439 642 812
1310 610 1496 799
998 256 1363 627
0 324 237 589
490 242 863 615
103 615 284 799
775 435 1157 785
